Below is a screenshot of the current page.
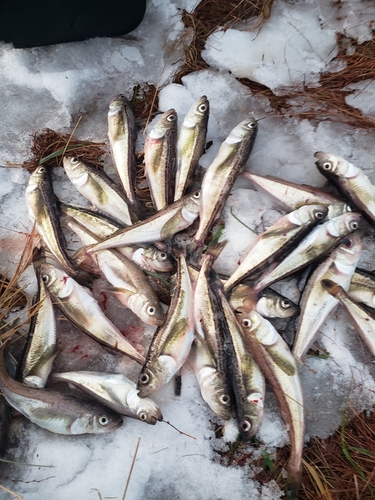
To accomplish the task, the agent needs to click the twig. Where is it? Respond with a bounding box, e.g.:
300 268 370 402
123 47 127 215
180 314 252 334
121 437 141 500
162 420 196 440
58 116 83 166
0 484 23 499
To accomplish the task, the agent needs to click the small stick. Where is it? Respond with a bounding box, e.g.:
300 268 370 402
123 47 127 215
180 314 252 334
58 116 83 166
122 437 141 500
162 420 196 440
0 483 23 499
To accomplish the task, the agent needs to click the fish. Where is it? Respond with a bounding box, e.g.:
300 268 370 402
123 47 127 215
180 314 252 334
230 284 299 319
224 204 328 293
61 202 174 273
348 269 375 309
108 94 138 208
25 165 81 278
293 232 362 360
137 251 195 397
67 218 165 326
239 310 304 499
218 288 265 441
39 262 145 364
175 96 209 201
255 211 361 293
0 346 123 435
189 336 233 420
195 117 258 246
242 171 350 219
321 279 375 356
86 190 201 254
51 371 163 424
315 152 375 225
63 156 135 225
20 250 58 388
144 109 177 210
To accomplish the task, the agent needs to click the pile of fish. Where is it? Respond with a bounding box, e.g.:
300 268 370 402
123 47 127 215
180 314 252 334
2 93 375 499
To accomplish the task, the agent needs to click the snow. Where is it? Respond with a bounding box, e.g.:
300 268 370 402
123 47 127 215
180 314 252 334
1 0 375 498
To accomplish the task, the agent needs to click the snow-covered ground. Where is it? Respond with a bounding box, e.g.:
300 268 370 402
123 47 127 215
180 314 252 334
1 0 375 498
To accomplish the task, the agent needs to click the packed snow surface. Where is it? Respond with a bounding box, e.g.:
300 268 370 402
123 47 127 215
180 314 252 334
1 0 375 498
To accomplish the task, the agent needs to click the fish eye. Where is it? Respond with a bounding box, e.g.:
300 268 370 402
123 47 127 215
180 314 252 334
38 166 46 173
242 318 251 328
119 94 125 99
240 420 251 432
350 221 359 230
41 275 49 283
219 394 231 405
193 191 200 199
71 157 79 164
342 238 353 248
98 415 109 426
198 104 207 112
139 412 147 421
281 300 291 309
147 306 156 315
158 252 167 260
248 121 257 129
322 161 333 170
315 211 325 219
139 373 150 385
167 114 176 122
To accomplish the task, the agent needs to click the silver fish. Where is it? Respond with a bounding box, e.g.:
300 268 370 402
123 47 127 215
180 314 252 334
25 166 79 277
108 94 138 207
51 371 163 424
67 218 165 326
189 336 233 420
63 156 134 225
137 252 195 397
195 117 258 246
349 270 375 309
175 96 209 201
39 262 145 364
255 211 361 293
144 109 177 210
218 288 265 441
293 232 362 360
322 279 375 356
86 190 201 254
315 152 375 225
224 204 328 293
230 284 299 319
0 347 123 435
239 311 304 499
242 171 350 219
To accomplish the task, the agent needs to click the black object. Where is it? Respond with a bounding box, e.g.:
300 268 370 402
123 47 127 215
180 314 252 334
0 0 146 48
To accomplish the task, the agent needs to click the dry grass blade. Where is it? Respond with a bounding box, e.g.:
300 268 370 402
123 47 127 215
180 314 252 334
22 128 105 172
302 458 333 500
122 437 141 500
0 483 22 499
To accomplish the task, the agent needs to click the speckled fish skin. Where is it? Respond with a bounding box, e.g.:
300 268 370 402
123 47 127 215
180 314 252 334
86 190 201 254
224 204 328 294
239 310 304 499
230 284 299 319
144 109 177 211
0 348 123 435
137 252 195 397
21 254 58 388
243 171 350 219
218 288 265 441
174 96 209 201
61 203 174 273
25 166 79 277
39 262 145 364
62 156 134 225
108 94 138 207
315 151 375 225
195 117 258 246
189 336 233 420
67 218 165 326
348 269 375 309
322 279 375 356
51 371 163 424
255 211 362 293
293 232 362 361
